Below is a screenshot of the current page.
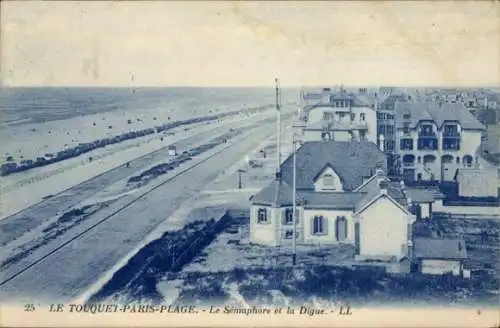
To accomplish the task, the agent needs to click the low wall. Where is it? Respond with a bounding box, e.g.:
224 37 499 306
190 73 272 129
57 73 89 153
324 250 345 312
433 201 499 217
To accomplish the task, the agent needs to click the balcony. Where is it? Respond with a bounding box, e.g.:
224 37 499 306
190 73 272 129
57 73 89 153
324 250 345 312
418 131 437 138
442 139 461 151
417 138 438 151
400 139 414 152
442 131 461 138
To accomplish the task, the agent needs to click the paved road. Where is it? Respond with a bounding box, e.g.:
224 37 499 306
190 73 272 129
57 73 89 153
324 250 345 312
0 111 279 245
0 115 290 304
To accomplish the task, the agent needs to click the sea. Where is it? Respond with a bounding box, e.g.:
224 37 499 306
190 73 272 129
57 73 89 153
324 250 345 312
0 87 287 127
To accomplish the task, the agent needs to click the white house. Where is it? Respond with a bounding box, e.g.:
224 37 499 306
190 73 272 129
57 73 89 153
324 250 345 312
413 238 468 276
250 141 418 263
394 102 485 182
295 89 377 144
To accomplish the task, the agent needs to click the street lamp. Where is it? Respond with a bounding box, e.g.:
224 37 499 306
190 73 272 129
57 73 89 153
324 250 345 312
237 169 246 189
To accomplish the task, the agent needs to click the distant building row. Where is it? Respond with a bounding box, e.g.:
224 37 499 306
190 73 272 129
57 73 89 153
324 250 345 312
294 88 497 187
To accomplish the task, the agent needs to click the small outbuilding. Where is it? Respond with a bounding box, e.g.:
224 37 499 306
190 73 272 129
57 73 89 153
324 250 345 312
404 186 445 219
412 238 468 276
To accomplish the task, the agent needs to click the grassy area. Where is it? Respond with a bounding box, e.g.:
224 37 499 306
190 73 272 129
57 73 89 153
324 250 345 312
88 213 499 307
171 265 498 307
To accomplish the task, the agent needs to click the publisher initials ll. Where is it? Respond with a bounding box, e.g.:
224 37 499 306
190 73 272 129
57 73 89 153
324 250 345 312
339 304 352 315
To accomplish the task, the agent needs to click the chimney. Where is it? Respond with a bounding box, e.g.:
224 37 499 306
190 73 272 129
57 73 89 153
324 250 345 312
379 134 385 152
400 180 406 190
378 178 388 194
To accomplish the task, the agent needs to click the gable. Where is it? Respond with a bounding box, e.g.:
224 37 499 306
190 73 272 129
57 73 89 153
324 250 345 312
313 165 344 192
356 193 410 217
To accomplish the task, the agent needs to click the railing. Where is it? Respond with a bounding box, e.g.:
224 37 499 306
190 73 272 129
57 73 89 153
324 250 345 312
418 130 437 137
442 140 461 151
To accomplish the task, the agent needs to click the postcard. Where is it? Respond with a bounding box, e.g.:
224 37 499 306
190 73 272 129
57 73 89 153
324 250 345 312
0 1 499 327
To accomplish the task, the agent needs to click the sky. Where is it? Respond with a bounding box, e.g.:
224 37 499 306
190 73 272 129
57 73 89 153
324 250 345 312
1 1 499 87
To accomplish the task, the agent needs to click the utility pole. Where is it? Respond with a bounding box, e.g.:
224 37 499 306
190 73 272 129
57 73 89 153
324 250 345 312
237 169 245 189
292 133 298 266
275 78 281 175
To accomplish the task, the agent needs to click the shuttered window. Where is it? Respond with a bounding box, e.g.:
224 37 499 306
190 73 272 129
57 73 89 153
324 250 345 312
283 208 299 225
312 215 327 235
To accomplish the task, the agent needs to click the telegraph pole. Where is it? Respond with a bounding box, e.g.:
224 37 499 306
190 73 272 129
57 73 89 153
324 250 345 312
292 133 297 266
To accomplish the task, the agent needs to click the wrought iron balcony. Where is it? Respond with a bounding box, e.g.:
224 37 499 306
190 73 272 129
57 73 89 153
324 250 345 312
442 131 461 138
442 139 461 151
418 131 437 138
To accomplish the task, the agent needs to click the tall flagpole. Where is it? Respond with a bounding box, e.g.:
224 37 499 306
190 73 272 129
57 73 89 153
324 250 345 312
275 78 281 175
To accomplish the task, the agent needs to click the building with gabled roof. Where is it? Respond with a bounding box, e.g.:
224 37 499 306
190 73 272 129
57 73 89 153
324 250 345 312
413 238 468 276
249 141 418 263
394 101 486 182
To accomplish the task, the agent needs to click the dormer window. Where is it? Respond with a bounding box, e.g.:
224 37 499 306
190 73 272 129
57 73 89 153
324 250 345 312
323 173 335 188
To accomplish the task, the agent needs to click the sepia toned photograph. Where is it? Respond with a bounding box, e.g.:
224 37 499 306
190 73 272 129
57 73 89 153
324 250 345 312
0 1 498 327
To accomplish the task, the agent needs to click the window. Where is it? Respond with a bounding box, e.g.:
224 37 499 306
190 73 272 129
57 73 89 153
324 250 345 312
321 132 332 141
322 173 335 188
386 125 394 135
257 208 268 223
312 216 326 235
463 155 473 168
400 139 413 150
443 125 459 137
456 157 460 164
283 230 299 240
442 139 460 150
350 113 356 121
335 216 348 242
339 112 346 119
417 138 438 150
417 156 421 163
403 114 411 120
283 208 299 225
403 123 410 134
360 113 366 121
323 112 334 120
